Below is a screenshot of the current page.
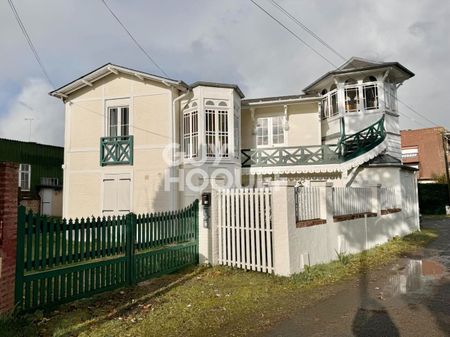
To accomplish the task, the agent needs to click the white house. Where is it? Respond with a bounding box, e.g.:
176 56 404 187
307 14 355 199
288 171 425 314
50 57 417 220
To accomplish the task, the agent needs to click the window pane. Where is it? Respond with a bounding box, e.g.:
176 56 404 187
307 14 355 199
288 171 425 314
121 107 129 136
345 87 359 113
363 85 378 110
108 108 118 136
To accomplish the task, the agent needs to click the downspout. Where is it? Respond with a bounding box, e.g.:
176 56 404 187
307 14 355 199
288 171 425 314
171 89 191 210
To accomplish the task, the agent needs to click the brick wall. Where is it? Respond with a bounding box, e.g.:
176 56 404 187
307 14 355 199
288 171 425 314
0 162 19 314
401 127 447 181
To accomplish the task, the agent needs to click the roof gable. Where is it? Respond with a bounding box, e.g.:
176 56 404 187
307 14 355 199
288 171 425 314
50 63 188 99
338 57 383 71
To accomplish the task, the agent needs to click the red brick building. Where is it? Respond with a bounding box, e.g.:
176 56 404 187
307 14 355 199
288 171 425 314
400 127 450 182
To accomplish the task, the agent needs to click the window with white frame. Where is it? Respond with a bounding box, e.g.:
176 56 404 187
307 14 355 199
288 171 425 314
344 79 359 113
19 164 31 191
363 76 379 110
256 116 286 147
234 112 240 159
183 108 198 159
107 106 129 136
320 86 338 119
205 101 229 158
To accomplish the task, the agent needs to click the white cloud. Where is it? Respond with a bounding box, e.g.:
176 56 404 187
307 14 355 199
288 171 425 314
0 78 64 146
0 0 449 137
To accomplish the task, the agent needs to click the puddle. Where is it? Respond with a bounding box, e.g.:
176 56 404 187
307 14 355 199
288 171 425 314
386 259 446 298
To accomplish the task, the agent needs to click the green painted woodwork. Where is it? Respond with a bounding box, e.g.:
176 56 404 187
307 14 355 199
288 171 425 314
15 200 199 311
241 116 386 168
0 138 63 198
100 135 134 166
338 115 386 160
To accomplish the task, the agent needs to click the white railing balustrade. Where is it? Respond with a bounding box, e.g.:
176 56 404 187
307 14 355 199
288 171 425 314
380 187 397 210
333 187 373 216
295 187 322 221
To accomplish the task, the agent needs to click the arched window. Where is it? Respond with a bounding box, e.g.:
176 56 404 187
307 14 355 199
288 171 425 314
363 76 379 110
330 84 337 91
218 101 228 107
363 76 377 83
205 100 214 106
344 78 359 113
321 89 328 96
192 102 198 107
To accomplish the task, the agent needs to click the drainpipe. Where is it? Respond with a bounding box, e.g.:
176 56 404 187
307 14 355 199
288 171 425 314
171 89 191 210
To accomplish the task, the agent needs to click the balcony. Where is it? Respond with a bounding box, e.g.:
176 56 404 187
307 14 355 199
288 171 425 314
241 145 341 167
241 116 385 168
100 135 134 166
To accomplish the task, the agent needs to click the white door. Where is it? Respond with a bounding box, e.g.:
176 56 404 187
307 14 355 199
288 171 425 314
102 174 131 216
40 188 53 216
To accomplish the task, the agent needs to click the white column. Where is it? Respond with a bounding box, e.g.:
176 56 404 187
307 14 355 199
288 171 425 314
271 180 296 276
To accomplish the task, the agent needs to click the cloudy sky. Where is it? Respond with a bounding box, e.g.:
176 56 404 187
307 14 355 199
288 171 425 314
0 0 449 146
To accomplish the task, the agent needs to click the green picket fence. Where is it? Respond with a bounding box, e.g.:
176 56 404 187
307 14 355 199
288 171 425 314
15 200 199 311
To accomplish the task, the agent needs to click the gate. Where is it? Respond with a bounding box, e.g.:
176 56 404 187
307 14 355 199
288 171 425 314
217 188 273 273
15 200 199 311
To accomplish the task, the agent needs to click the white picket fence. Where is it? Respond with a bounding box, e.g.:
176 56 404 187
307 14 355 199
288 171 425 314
380 187 397 210
333 187 373 216
295 187 322 221
217 188 273 273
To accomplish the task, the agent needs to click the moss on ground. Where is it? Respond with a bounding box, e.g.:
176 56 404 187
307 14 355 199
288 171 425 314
0 229 437 337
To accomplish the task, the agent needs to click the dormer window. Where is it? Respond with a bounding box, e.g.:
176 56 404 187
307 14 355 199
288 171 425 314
363 76 379 110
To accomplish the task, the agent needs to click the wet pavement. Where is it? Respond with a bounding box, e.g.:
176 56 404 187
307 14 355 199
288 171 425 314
261 218 450 337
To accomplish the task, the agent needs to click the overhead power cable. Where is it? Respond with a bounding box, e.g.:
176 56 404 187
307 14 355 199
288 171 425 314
249 0 337 68
100 0 169 77
250 0 445 128
269 0 346 62
7 0 54 87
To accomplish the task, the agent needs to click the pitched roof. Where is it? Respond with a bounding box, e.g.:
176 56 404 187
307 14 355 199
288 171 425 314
303 57 415 93
50 63 188 99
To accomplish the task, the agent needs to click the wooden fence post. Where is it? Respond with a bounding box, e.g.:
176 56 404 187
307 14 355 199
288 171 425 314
126 213 137 286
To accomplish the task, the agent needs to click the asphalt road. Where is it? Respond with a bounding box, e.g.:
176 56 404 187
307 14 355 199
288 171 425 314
261 218 450 337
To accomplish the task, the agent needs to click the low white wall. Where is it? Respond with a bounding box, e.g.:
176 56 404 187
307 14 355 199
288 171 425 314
275 168 420 276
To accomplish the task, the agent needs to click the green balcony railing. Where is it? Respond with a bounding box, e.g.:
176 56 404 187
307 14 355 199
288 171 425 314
241 116 386 168
241 144 341 168
100 135 134 166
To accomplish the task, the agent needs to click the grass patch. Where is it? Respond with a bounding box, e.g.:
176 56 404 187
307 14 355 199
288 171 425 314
1 229 437 337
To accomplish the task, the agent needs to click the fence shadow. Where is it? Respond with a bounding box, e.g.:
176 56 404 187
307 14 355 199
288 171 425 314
38 265 202 337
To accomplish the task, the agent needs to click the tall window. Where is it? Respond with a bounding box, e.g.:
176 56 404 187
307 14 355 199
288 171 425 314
107 106 129 136
256 116 286 147
19 164 31 191
363 76 379 110
205 103 229 158
344 79 359 113
320 86 338 119
183 109 198 158
234 112 240 159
